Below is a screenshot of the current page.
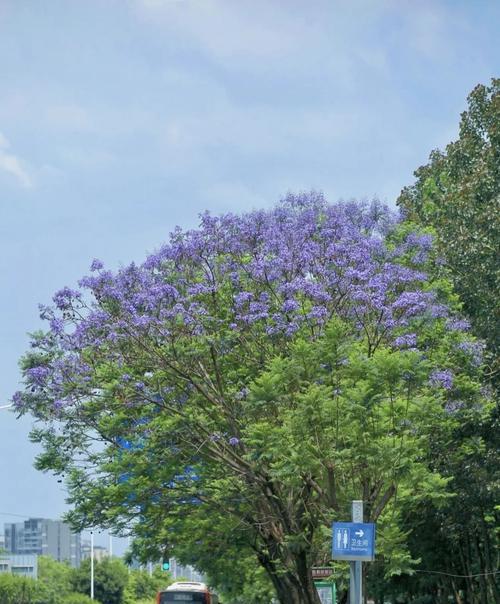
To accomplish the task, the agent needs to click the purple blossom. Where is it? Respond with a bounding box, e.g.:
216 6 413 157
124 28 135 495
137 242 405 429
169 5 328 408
446 317 470 332
429 369 454 390
27 366 50 386
405 232 433 250
228 436 240 446
49 317 65 335
282 299 299 313
428 304 448 319
12 391 24 410
393 333 417 349
234 292 253 306
19 194 462 422
90 259 104 272
457 341 484 367
53 399 65 412
307 306 328 321
53 287 81 311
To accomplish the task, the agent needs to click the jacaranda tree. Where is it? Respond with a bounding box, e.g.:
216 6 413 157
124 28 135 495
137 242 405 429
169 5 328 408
14 194 491 603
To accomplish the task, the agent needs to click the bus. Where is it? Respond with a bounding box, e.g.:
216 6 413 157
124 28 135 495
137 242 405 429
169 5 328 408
156 581 219 604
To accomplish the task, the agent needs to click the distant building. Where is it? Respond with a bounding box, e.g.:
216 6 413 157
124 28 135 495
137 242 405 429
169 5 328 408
81 541 109 561
0 554 38 579
169 558 204 583
0 534 5 551
4 518 81 567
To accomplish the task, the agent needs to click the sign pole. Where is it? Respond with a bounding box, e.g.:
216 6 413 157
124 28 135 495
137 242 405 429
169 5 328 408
90 530 94 600
350 501 363 604
332 502 375 603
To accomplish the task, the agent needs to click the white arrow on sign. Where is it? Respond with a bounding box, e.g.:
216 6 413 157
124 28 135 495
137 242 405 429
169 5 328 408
355 529 364 538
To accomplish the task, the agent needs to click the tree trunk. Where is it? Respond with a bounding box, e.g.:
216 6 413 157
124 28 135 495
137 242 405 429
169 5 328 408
474 535 489 604
258 550 321 604
451 577 464 604
461 534 476 604
480 513 500 604
270 572 322 604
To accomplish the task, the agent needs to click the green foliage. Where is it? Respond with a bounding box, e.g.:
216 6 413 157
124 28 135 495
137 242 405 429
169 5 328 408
398 78 500 372
214 563 276 604
0 558 104 604
123 567 171 604
0 573 37 604
34 555 74 604
71 558 128 604
398 78 500 604
62 594 97 604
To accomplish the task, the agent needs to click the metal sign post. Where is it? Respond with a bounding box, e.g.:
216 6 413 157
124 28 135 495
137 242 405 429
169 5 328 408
90 531 94 600
332 501 375 604
350 501 362 604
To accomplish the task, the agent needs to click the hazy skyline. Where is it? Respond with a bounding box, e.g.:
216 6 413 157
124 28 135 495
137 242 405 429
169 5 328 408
1 0 499 555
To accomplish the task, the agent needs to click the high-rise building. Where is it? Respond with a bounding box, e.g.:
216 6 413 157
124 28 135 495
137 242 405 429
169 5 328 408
4 518 81 567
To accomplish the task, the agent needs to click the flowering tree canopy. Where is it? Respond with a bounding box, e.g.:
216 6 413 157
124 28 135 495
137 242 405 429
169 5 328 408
15 194 490 604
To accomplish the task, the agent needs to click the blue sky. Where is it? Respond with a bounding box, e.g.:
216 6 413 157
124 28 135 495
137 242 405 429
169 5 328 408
1 0 499 554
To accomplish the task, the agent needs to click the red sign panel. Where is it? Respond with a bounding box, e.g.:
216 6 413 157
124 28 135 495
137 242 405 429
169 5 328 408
312 567 333 579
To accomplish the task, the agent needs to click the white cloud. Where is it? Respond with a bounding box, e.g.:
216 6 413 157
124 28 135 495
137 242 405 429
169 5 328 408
132 0 315 63
0 132 32 188
131 0 460 77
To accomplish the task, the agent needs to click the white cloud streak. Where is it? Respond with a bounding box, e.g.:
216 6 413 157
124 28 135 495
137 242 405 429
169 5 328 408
0 132 32 188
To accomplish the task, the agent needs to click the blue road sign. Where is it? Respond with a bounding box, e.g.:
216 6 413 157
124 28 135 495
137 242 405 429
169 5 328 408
332 522 375 561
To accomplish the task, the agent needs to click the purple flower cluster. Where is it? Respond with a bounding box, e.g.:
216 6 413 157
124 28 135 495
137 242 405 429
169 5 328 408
90 259 104 272
393 333 417 349
446 317 470 332
429 369 454 390
15 194 468 414
456 340 484 368
26 366 50 386
404 232 433 264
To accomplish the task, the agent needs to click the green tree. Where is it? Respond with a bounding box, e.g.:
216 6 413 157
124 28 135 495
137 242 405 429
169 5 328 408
15 198 493 603
398 78 500 376
365 402 499 604
398 79 500 604
130 510 274 604
0 573 37 604
34 555 73 604
71 558 128 604
123 567 171 603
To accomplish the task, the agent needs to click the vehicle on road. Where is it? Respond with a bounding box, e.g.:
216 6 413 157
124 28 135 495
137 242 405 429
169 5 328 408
157 581 219 604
